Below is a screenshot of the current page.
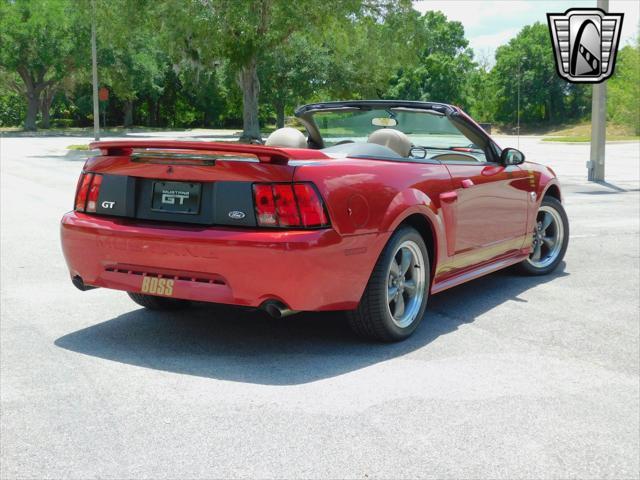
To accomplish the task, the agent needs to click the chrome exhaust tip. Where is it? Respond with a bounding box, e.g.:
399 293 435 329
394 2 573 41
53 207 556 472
71 275 98 291
261 300 297 318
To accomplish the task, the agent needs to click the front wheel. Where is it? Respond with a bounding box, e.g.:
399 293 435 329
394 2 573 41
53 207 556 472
517 196 569 275
348 227 429 342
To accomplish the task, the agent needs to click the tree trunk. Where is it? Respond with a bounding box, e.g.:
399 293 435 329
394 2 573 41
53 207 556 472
40 88 55 129
124 100 133 127
17 67 47 131
275 100 285 129
25 92 39 131
237 55 261 142
153 100 160 126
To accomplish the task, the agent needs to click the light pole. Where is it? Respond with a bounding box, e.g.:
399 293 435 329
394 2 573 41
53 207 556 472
91 0 100 141
516 56 528 149
589 0 608 181
517 61 521 148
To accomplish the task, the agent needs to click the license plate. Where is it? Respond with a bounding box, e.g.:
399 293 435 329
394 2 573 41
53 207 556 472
151 181 201 214
141 276 174 296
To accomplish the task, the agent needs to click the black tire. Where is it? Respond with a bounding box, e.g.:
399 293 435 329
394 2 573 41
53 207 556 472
348 226 430 342
517 196 569 276
127 292 190 310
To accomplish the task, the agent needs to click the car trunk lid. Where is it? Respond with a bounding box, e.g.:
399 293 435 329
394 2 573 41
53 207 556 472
77 140 329 228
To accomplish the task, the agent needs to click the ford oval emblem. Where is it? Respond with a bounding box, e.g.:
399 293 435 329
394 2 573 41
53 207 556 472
228 210 246 220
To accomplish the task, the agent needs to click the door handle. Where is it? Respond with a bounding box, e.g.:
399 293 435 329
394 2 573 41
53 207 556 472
440 191 458 202
461 179 474 188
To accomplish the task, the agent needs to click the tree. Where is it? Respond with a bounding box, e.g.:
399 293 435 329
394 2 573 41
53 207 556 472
608 43 640 135
94 0 167 127
491 22 589 126
0 70 26 127
385 11 475 106
465 54 496 122
323 4 418 101
259 33 330 128
0 0 79 130
165 0 401 140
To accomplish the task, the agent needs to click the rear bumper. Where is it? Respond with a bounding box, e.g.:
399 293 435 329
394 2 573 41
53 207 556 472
60 212 387 311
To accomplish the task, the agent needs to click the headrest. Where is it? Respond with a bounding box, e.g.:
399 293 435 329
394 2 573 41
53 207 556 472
265 127 307 148
367 129 411 157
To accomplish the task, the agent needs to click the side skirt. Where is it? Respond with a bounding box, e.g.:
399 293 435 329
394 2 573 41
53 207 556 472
430 252 529 295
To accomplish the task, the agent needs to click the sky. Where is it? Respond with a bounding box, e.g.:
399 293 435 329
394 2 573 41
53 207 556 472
413 0 639 64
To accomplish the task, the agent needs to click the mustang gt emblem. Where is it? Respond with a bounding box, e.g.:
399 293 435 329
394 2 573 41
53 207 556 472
161 190 189 205
228 211 246 220
101 201 115 209
547 8 623 83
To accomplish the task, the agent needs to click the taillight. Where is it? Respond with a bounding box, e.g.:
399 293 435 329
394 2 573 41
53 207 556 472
86 174 103 212
273 184 300 227
253 184 278 226
252 183 329 228
74 172 102 212
75 173 92 211
293 183 328 227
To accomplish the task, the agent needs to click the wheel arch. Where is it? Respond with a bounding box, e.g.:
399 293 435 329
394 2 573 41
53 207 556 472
543 183 562 202
396 213 437 285
379 189 443 286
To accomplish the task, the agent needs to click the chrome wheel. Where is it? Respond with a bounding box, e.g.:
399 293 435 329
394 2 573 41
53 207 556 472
527 205 565 269
386 240 426 328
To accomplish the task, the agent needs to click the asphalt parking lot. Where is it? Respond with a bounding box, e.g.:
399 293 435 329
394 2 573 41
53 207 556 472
1 133 639 479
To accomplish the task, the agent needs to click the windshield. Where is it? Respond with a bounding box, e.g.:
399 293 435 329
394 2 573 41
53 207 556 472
312 108 478 150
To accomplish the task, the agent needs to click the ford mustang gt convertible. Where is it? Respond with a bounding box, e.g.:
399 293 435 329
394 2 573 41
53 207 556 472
60 100 569 341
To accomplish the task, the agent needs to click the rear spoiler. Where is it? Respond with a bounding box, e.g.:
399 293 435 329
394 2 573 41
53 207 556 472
89 140 326 164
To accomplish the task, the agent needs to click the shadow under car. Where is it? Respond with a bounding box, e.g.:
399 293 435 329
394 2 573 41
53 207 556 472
55 263 568 385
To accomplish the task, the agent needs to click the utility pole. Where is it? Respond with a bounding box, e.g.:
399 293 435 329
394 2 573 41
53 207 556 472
517 60 521 149
589 0 608 181
516 56 528 149
91 0 100 141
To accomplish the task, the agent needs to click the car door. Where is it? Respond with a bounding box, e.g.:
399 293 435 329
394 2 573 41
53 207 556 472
437 153 530 271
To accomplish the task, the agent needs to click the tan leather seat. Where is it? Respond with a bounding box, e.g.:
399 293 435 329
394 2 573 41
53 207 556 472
367 129 411 157
265 127 307 148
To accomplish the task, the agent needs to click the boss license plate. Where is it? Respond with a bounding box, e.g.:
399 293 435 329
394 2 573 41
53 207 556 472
152 181 201 214
141 276 174 296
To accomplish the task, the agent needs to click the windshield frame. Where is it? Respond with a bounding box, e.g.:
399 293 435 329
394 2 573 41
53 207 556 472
294 100 498 162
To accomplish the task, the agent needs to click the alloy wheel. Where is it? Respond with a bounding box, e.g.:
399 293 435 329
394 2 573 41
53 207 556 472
386 240 426 328
527 205 565 269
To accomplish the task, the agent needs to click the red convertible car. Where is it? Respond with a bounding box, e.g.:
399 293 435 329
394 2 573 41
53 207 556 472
61 100 568 341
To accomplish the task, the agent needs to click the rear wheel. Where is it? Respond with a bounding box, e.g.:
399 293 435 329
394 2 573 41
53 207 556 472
127 292 190 310
517 196 569 275
348 227 429 342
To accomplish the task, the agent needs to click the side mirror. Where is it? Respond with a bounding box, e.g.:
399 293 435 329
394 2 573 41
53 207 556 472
500 147 525 165
409 147 427 159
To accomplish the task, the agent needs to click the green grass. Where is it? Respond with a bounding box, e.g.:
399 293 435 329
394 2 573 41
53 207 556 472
542 135 639 142
66 144 91 150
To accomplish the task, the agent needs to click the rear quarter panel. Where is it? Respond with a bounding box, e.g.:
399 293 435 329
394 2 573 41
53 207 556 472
293 158 455 280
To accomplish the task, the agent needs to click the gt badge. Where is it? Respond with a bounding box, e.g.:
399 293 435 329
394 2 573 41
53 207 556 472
140 276 174 296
